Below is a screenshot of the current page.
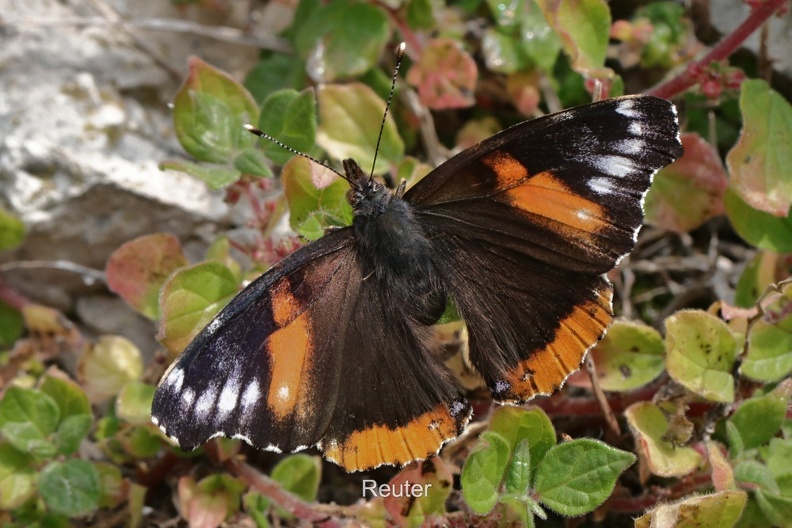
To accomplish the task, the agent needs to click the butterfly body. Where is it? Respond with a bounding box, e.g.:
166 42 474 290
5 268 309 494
152 95 683 471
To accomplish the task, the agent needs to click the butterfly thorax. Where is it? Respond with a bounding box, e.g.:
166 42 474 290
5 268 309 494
343 158 446 324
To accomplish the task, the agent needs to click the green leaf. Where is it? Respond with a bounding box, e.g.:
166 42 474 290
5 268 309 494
625 402 703 477
489 406 556 475
537 0 611 75
735 460 779 493
760 438 792 480
407 0 435 29
635 491 748 528
281 155 353 240
158 262 239 354
505 439 532 494
644 133 728 233
0 206 26 251
245 53 305 104
724 187 792 253
589 320 665 391
257 88 317 165
665 310 737 402
160 159 242 189
39 460 101 516
77 335 144 403
294 0 390 81
0 301 23 347
105 233 189 320
116 381 156 426
735 251 783 307
0 442 36 510
461 431 511 514
727 387 790 452
271 454 321 502
95 462 125 509
316 83 405 173
243 491 272 528
0 386 60 457
726 79 792 216
172 57 259 163
520 0 562 72
233 148 274 178
482 27 529 74
755 490 792 528
744 300 792 382
56 414 92 455
533 438 635 516
40 373 91 419
123 426 162 458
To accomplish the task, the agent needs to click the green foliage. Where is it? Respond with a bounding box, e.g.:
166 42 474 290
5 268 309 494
461 407 635 522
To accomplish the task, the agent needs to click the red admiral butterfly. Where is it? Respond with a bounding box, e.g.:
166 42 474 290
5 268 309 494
152 92 682 471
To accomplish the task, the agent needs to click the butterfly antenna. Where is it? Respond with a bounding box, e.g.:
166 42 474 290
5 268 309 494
369 42 407 182
243 124 346 180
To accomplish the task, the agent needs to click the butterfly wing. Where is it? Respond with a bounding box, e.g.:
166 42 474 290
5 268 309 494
151 227 469 471
405 95 682 402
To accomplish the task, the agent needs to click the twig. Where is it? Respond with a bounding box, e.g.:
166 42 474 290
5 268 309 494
227 458 344 527
0 260 106 284
648 0 787 99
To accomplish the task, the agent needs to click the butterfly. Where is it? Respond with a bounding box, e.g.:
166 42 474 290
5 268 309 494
151 94 683 472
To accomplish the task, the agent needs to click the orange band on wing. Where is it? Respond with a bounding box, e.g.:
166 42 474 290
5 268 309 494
506 172 608 240
266 278 313 420
482 151 530 189
322 404 463 472
498 287 613 402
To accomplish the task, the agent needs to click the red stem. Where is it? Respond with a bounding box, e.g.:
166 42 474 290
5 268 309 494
0 278 31 310
606 471 714 514
227 458 344 527
648 0 787 99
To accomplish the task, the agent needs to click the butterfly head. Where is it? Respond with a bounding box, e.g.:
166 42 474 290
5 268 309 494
343 158 391 217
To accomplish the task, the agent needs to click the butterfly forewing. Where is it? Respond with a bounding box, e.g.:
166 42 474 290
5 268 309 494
407 96 682 402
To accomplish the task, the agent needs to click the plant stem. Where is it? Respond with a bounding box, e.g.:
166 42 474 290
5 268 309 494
648 0 787 99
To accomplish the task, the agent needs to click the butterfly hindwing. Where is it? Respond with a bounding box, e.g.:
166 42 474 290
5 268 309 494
407 95 682 402
151 228 469 471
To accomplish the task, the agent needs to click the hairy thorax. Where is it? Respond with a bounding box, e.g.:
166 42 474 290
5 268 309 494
352 185 446 325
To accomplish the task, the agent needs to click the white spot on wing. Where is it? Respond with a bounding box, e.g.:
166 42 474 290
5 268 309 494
195 384 218 417
241 380 260 416
629 121 644 135
589 177 615 195
182 388 195 407
277 385 289 401
594 155 636 178
165 367 185 392
616 138 644 155
615 98 641 118
217 377 241 419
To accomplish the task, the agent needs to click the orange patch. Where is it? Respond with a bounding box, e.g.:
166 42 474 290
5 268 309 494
501 287 613 402
482 151 530 189
266 279 312 420
323 404 461 472
270 278 299 326
506 172 608 240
